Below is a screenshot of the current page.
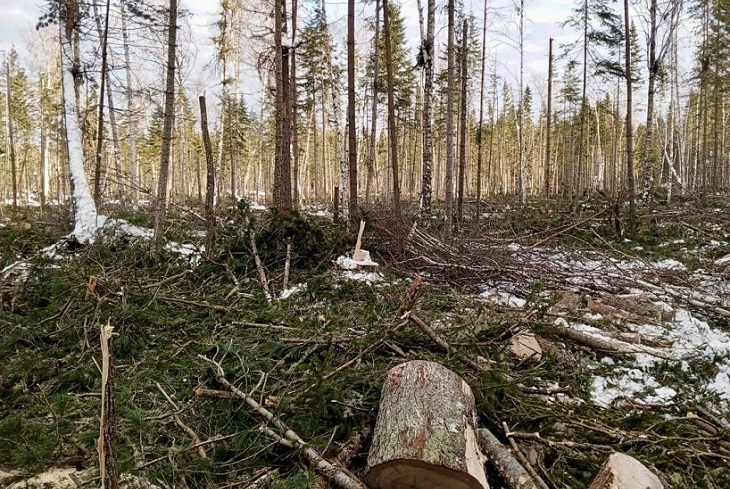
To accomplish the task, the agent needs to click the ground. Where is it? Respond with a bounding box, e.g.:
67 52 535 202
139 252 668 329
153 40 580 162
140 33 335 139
0 195 729 488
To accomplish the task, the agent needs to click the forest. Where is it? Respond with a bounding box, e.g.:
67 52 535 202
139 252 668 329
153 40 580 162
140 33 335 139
0 0 729 488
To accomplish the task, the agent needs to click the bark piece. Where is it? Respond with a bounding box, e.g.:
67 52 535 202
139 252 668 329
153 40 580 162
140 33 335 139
366 360 488 489
588 453 663 489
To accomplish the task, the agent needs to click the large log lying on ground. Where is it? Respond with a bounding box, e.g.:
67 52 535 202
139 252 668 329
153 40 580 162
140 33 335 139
365 360 489 489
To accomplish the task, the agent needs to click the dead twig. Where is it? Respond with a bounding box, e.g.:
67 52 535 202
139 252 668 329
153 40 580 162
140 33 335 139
406 312 489 372
502 423 550 489
198 354 367 489
250 234 273 304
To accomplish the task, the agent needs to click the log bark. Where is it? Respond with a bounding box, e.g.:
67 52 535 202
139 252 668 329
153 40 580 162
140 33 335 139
366 360 488 489
477 428 539 489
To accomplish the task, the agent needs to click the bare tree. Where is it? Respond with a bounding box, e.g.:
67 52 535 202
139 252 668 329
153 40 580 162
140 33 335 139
445 0 456 236
367 0 380 203
5 58 17 209
475 0 488 223
121 2 138 209
383 0 401 216
154 0 178 238
624 0 636 231
457 19 468 228
347 0 357 226
545 37 553 196
59 0 99 242
420 0 435 216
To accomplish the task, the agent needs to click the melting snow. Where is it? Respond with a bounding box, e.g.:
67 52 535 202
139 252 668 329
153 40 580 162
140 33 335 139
479 243 730 408
281 283 307 299
480 289 527 308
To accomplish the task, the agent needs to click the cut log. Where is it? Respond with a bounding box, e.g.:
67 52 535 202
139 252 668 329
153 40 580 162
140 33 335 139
365 360 489 489
588 453 663 489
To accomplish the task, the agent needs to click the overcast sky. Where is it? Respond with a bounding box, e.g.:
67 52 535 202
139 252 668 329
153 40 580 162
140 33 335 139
0 0 695 117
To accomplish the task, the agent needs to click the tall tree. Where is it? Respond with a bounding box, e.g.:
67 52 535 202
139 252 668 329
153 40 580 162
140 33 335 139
475 0 488 222
457 19 468 227
273 0 292 208
347 0 357 226
640 0 680 205
517 0 527 203
4 55 17 209
624 0 636 231
445 0 456 235
545 37 554 196
121 2 139 209
383 0 401 215
154 0 178 238
57 0 99 242
367 0 380 203
92 0 111 203
420 0 436 215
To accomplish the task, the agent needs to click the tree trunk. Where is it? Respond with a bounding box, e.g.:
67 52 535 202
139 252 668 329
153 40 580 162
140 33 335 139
121 5 138 209
420 0 435 216
93 0 112 204
273 0 292 209
347 0 357 226
154 0 177 238
624 0 636 232
199 96 216 259
577 0 588 198
518 0 526 204
475 0 487 222
5 60 17 209
60 1 99 243
545 37 553 196
457 19 468 229
291 0 300 208
365 361 488 489
383 0 401 216
445 0 456 236
641 0 658 206
366 0 380 204
93 0 123 205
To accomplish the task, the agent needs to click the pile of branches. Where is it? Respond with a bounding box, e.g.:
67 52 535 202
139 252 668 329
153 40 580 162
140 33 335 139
372 216 556 292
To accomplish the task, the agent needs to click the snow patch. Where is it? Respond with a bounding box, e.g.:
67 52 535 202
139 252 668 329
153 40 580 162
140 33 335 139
479 289 526 308
342 270 384 284
653 258 687 271
281 283 307 299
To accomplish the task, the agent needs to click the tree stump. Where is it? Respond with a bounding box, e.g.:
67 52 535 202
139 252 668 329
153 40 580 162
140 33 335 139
365 360 488 489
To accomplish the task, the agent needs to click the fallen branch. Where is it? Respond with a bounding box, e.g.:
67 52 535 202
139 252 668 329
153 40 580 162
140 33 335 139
250 234 273 304
194 387 236 399
551 318 671 358
407 312 489 372
502 423 550 489
198 355 366 489
156 382 207 458
477 428 540 489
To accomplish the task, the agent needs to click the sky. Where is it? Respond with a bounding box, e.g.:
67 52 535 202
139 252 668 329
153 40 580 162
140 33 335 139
0 0 697 117
1 0 575 88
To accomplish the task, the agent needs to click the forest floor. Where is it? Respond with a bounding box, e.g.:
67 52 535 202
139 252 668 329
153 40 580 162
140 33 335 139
0 195 729 489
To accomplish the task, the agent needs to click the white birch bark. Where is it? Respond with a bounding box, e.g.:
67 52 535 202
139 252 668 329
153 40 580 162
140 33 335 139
60 25 99 243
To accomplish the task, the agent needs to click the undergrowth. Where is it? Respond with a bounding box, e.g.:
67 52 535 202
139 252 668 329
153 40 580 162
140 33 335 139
0 202 728 488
